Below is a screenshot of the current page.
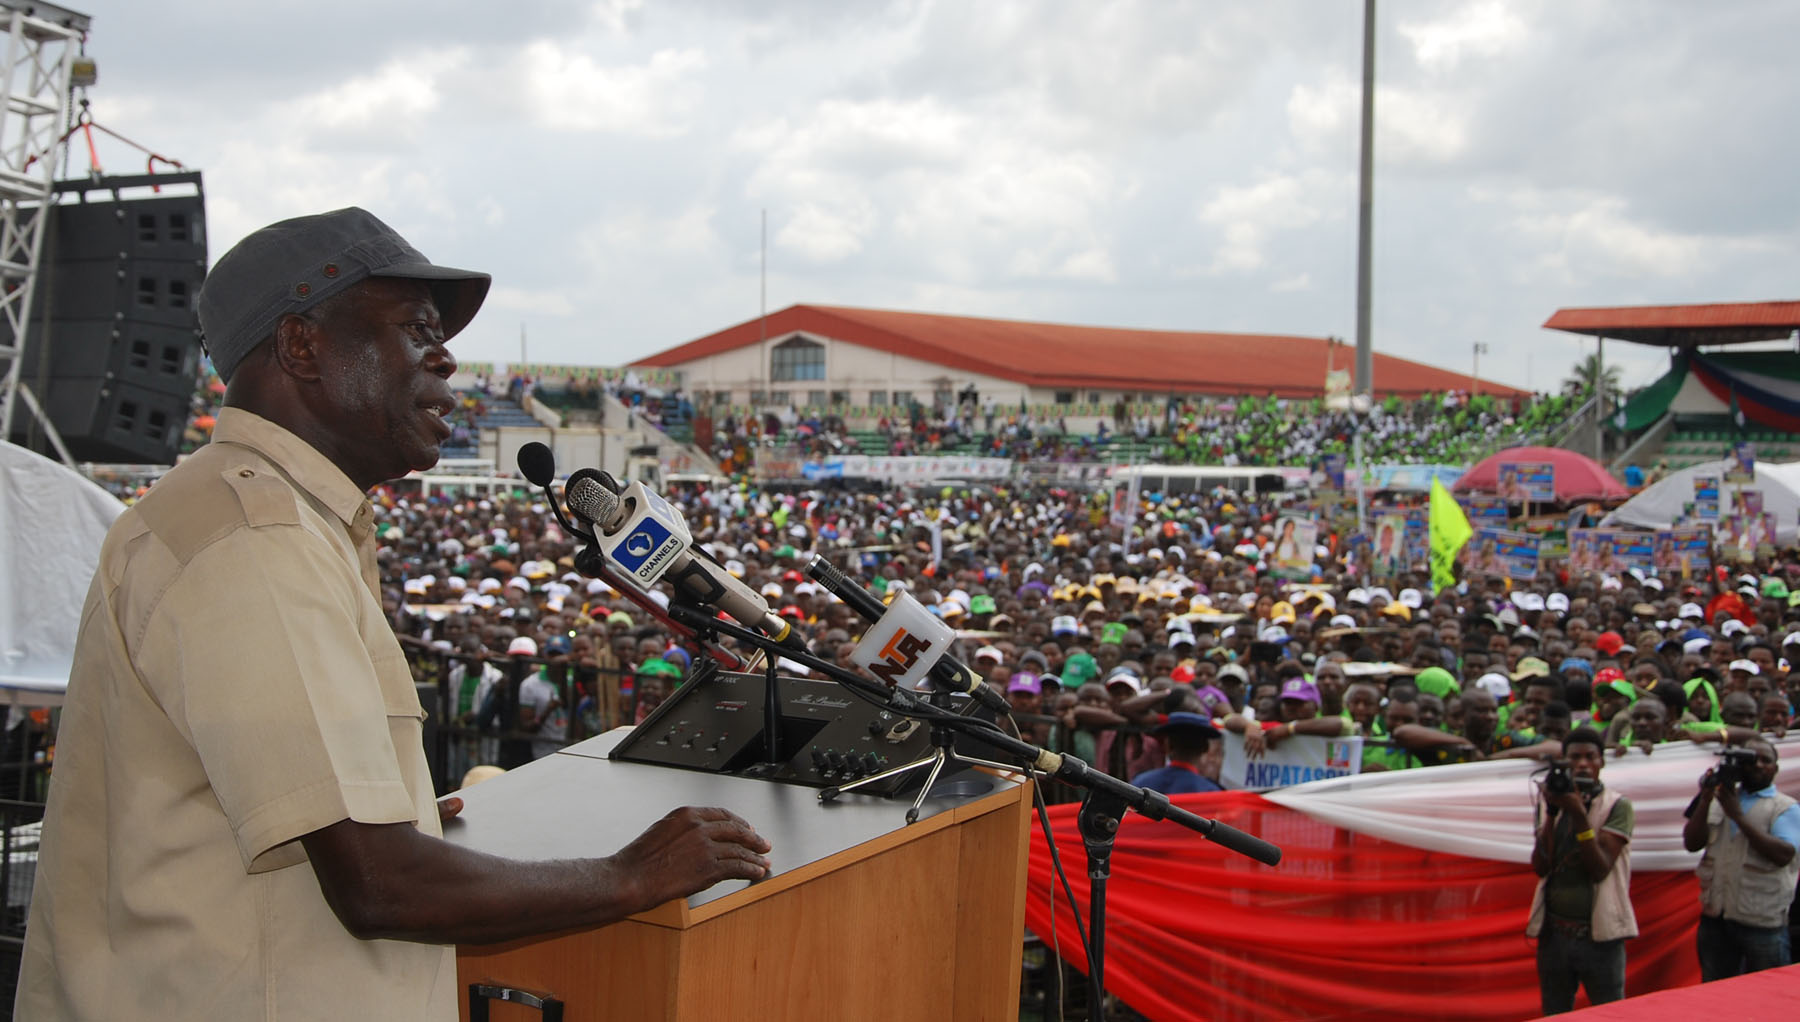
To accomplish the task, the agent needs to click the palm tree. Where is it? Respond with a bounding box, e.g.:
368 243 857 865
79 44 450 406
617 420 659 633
1562 353 1621 398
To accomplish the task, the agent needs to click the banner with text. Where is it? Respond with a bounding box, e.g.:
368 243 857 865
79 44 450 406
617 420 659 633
1222 733 1364 790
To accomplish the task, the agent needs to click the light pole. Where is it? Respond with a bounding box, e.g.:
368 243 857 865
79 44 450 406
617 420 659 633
1471 342 1488 396
1352 0 1377 398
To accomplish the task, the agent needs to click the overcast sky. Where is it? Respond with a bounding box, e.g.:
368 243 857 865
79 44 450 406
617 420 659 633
77 0 1800 393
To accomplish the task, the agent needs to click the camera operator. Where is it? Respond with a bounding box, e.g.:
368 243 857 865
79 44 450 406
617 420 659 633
1526 726 1636 1014
1681 737 1799 979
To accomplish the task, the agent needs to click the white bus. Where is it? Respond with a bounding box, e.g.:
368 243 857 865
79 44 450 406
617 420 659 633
1104 464 1302 496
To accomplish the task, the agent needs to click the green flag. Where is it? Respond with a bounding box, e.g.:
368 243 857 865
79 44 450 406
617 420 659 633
1428 477 1472 593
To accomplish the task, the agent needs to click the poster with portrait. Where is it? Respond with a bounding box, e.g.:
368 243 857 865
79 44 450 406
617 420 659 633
1272 516 1319 580
1608 531 1655 574
1371 514 1406 578
1465 527 1540 581
1461 495 1510 527
1725 442 1756 484
1109 470 1140 529
1654 525 1712 579
1692 475 1721 520
1320 452 1347 490
1401 507 1430 565
1566 528 1602 576
1722 513 1775 563
1735 489 1764 517
1497 461 1556 504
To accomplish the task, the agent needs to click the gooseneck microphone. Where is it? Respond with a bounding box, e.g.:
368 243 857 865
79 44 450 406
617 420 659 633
516 441 557 488
804 553 1011 714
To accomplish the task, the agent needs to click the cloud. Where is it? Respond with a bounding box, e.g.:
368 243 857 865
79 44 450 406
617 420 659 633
1398 0 1532 73
486 286 577 316
277 49 468 141
1196 172 1338 274
1286 78 1471 164
1474 184 1781 283
737 94 1118 282
522 42 708 135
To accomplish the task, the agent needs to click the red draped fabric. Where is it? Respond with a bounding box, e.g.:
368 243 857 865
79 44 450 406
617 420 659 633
1024 791 1701 1022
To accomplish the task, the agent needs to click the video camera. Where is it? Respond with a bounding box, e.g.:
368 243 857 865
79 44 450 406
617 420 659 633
1543 759 1598 807
1707 746 1759 791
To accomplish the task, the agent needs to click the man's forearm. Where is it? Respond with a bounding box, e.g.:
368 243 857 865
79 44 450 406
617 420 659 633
303 807 769 946
304 821 647 945
1683 791 1713 852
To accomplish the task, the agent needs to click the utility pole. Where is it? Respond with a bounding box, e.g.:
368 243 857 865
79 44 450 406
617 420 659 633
1471 342 1488 396
759 208 768 407
1352 0 1376 399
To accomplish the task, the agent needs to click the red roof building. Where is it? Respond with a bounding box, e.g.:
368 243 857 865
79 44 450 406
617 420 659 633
635 304 1527 402
1543 300 1800 347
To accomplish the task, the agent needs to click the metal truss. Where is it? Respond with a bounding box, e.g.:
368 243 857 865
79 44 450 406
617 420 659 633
0 1 85 458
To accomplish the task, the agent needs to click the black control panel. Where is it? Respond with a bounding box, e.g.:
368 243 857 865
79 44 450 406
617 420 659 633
609 669 978 797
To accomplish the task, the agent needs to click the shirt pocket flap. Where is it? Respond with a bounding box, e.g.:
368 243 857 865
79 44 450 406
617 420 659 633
372 652 427 721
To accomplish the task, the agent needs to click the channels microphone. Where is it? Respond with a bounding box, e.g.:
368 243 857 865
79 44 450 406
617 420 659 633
803 554 1011 714
566 475 807 653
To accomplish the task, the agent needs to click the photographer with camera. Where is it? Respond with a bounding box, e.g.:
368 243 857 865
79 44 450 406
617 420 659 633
1681 737 1799 979
1526 726 1636 1014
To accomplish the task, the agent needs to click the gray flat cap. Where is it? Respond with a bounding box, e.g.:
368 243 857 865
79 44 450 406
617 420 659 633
197 207 490 383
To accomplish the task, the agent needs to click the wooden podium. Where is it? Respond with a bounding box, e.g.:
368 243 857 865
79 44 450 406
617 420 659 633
444 729 1032 1021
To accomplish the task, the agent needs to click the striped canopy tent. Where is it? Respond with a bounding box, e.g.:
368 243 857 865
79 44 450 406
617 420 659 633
1607 350 1800 432
1544 301 1800 432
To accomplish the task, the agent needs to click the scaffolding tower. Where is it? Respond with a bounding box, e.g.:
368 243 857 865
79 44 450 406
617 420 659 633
0 0 85 463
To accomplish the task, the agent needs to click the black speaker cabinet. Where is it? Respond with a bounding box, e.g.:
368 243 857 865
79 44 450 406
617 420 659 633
6 173 207 464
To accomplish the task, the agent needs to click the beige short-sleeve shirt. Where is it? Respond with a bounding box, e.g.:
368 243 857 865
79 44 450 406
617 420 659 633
16 408 456 1020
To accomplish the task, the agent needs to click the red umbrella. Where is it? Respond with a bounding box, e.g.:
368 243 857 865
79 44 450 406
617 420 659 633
1453 445 1628 501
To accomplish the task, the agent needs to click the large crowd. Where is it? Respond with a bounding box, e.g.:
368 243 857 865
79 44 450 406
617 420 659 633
378 475 1798 793
692 388 1586 472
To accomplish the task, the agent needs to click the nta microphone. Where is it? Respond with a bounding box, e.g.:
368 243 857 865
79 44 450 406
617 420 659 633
804 554 1010 714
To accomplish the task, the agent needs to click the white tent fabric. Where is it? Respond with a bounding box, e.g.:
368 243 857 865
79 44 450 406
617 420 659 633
1602 457 1800 544
0 442 124 704
1265 737 1800 871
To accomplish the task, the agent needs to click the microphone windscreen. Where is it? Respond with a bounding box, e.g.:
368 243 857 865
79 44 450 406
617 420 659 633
516 442 556 487
566 475 620 529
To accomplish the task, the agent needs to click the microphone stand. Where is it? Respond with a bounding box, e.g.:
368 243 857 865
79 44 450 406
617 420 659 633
822 686 1028 825
661 604 1282 1020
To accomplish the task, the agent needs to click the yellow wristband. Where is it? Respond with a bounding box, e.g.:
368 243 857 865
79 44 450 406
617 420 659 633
1576 829 1596 843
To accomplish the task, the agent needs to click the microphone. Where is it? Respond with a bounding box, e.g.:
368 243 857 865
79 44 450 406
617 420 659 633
804 553 1011 714
514 441 593 542
566 474 807 653
565 472 620 526
516 441 556 487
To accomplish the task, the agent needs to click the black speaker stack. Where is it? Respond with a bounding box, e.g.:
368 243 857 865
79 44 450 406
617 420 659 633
6 171 206 464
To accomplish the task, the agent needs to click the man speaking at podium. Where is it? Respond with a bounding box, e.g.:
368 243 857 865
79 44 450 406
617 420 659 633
16 209 772 1020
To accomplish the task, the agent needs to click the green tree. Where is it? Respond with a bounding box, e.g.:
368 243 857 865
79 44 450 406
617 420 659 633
1562 353 1621 397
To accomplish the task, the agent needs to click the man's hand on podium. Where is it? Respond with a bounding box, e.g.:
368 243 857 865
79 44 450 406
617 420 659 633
611 806 773 911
